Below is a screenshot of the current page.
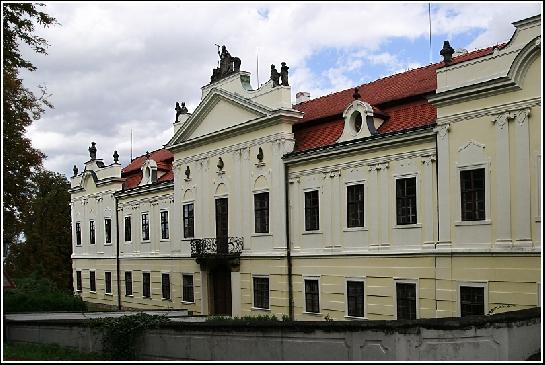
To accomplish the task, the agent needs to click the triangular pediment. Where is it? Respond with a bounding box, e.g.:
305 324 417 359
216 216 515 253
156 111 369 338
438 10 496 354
167 88 272 146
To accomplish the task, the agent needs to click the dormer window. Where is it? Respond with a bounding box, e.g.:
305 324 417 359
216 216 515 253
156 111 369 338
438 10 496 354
338 100 383 143
140 158 158 186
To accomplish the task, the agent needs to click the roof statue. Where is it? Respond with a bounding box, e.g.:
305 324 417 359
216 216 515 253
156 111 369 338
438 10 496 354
210 45 241 83
271 64 280 87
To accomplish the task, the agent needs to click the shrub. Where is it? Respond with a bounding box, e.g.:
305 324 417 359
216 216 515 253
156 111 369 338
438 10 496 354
3 274 86 313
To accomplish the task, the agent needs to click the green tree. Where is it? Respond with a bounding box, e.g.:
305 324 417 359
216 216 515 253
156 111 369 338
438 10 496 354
3 3 56 256
5 171 72 291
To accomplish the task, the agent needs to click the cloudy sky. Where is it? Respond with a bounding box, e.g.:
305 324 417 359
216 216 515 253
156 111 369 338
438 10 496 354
18 2 541 178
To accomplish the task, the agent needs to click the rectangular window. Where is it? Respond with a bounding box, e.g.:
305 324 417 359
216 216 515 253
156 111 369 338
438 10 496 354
90 271 96 292
460 168 486 221
160 211 169 240
75 222 82 246
304 278 320 313
396 177 417 225
304 190 320 231
396 282 417 320
347 184 365 228
124 216 131 242
460 285 485 317
143 272 151 298
254 192 269 233
347 281 365 317
162 273 170 300
89 220 95 245
141 213 150 241
105 272 112 294
125 272 133 296
76 271 82 292
183 203 194 238
182 274 194 303
253 277 269 309
104 218 112 244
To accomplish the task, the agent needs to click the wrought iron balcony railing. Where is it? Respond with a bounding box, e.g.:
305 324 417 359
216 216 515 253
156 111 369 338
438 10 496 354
190 237 244 258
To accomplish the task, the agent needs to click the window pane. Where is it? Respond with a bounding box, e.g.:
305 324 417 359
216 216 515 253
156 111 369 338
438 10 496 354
125 217 131 242
347 281 365 317
347 185 365 228
305 191 319 231
460 286 485 317
305 279 320 313
90 271 96 292
142 214 149 241
76 271 82 291
89 221 95 245
254 192 269 233
161 211 169 239
183 274 194 302
105 218 112 244
143 273 151 298
162 273 170 300
461 169 485 221
396 283 417 320
253 277 269 309
183 204 194 238
125 272 133 296
396 178 417 225
76 222 81 246
105 272 112 294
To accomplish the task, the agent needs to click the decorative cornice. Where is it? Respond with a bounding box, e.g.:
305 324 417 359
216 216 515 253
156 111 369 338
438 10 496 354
118 193 174 208
173 132 295 167
288 148 435 179
436 97 540 125
115 181 174 199
512 108 531 126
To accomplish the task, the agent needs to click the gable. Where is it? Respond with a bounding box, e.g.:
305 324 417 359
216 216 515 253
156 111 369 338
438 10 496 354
168 89 271 146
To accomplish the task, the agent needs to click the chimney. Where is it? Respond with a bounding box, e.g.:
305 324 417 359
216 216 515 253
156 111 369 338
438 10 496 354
296 91 310 104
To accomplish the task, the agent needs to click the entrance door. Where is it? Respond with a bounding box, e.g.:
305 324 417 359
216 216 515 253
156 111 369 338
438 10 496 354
210 266 232 315
215 198 228 254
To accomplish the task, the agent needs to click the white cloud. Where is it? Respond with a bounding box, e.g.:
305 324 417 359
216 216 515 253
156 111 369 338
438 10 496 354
15 2 540 178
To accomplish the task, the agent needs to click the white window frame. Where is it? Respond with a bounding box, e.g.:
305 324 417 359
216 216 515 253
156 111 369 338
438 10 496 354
392 173 422 229
394 278 419 320
104 217 112 246
182 201 195 239
75 221 82 246
252 189 271 236
345 277 367 319
302 275 321 315
181 272 195 304
343 180 368 231
89 220 96 245
251 274 270 311
159 209 170 241
104 271 113 295
141 212 151 243
458 281 488 317
124 215 132 244
455 162 492 226
302 188 321 234
89 270 96 293
161 271 171 301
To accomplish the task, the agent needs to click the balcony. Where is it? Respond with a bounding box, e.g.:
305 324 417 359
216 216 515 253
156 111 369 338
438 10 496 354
190 237 244 261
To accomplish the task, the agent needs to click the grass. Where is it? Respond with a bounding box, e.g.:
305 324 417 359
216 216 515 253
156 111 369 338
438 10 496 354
3 341 105 361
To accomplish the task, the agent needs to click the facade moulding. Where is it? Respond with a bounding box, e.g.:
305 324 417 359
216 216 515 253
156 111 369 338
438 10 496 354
173 132 295 167
288 148 435 179
289 248 541 258
115 182 174 199
436 97 540 125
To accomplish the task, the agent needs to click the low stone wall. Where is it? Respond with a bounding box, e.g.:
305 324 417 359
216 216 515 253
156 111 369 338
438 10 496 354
5 308 541 361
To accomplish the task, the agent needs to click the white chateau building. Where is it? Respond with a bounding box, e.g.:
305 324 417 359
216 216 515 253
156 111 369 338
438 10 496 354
70 15 541 320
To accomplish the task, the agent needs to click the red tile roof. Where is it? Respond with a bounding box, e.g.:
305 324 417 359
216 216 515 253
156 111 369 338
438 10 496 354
122 149 173 189
292 46 499 152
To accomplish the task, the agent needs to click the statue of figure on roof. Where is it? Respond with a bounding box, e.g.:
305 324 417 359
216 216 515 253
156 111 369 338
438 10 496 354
73 165 78 177
210 45 242 83
271 64 280 87
280 62 289 86
88 142 97 160
175 101 188 120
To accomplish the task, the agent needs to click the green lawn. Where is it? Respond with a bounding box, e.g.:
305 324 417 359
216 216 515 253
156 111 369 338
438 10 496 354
3 341 105 361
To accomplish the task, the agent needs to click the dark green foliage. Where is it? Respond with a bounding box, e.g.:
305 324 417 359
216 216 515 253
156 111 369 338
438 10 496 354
4 273 86 313
206 314 281 322
3 341 104 361
5 171 72 291
3 2 57 268
89 313 170 360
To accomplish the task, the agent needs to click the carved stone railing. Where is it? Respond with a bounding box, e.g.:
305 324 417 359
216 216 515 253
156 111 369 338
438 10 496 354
190 237 244 259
